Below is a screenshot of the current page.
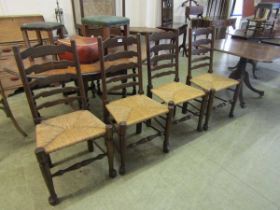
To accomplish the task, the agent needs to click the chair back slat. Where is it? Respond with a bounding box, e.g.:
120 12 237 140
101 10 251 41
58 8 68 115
108 82 139 93
185 6 204 20
104 51 138 62
103 36 138 49
98 35 143 105
191 62 211 71
150 44 177 54
192 48 211 55
33 87 79 100
187 25 214 85
29 74 76 89
25 60 74 75
146 31 179 96
150 54 177 63
106 62 139 75
152 71 177 79
36 96 81 110
13 40 87 124
106 73 138 84
151 63 177 72
21 44 72 60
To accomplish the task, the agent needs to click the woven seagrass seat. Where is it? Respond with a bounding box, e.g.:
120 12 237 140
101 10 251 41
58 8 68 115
13 41 116 206
187 26 240 130
191 73 239 92
36 110 106 153
106 95 168 126
146 31 207 131
151 82 205 105
98 35 174 174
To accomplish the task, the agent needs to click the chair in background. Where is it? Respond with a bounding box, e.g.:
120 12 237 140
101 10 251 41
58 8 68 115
182 0 204 20
145 31 207 131
246 3 274 33
0 79 27 137
13 41 116 205
21 22 65 62
81 16 130 40
98 35 174 174
187 27 241 130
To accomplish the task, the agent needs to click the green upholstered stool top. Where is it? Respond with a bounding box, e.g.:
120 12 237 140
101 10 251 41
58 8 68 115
82 16 130 27
21 22 64 30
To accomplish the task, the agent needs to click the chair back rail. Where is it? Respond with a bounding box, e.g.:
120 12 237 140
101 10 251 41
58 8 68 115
13 40 87 124
187 26 214 85
146 31 179 95
98 34 143 105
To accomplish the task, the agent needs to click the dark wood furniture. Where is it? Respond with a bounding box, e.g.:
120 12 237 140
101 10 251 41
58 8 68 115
130 27 164 35
212 38 280 107
81 16 130 40
72 0 116 35
21 22 65 62
187 27 240 130
182 0 204 20
246 2 280 33
161 0 174 25
191 17 237 39
0 79 27 137
261 38 280 45
230 29 280 78
20 22 64 48
157 22 188 55
97 35 174 174
145 31 206 130
13 41 116 205
0 15 46 45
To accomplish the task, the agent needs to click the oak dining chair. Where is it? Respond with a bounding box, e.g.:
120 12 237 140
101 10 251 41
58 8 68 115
13 41 116 205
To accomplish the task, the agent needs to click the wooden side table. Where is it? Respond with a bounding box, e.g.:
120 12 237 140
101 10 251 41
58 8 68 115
21 22 64 61
157 22 188 55
21 22 64 48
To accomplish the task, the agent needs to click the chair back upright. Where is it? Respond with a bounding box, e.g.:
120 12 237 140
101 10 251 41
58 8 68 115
187 26 215 85
145 31 179 97
255 6 271 21
13 41 87 125
97 34 143 105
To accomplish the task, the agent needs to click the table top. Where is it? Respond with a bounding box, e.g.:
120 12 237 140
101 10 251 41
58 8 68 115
130 27 164 34
231 29 280 40
158 22 188 30
213 38 280 62
262 38 280 46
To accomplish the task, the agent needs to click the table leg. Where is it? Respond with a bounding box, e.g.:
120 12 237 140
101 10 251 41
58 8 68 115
229 57 264 108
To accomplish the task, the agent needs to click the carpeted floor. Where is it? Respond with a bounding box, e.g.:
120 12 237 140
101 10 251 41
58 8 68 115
0 52 280 210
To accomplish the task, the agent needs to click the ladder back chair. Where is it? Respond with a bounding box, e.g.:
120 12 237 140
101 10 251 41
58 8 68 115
98 35 174 175
182 0 204 20
13 41 116 206
146 31 206 131
0 79 27 137
187 27 241 130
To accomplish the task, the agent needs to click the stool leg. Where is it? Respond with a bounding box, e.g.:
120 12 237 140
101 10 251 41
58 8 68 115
81 25 88 36
123 24 129 37
57 27 64 39
102 27 111 40
36 31 43 46
47 31 58 60
22 30 34 63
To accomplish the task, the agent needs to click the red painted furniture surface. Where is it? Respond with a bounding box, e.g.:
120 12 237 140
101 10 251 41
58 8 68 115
58 35 99 64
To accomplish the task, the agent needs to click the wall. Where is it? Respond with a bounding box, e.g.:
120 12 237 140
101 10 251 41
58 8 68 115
0 0 218 35
0 0 75 34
